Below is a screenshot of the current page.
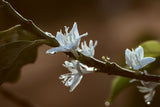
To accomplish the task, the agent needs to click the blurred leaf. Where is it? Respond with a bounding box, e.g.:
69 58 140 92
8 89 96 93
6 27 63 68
0 39 47 84
106 76 131 105
0 24 43 43
140 40 160 72
141 40 160 58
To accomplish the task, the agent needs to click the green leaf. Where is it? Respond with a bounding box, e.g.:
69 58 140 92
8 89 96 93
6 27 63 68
140 40 160 72
0 40 47 84
0 25 43 43
106 76 131 106
141 40 160 58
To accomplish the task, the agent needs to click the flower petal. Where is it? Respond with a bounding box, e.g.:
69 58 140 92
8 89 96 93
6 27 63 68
140 57 156 68
144 90 155 104
93 40 98 48
70 22 79 38
137 86 151 93
135 46 144 60
89 40 93 47
133 65 142 70
72 33 86 49
56 32 65 46
70 74 83 92
63 60 79 73
125 48 132 68
46 47 68 54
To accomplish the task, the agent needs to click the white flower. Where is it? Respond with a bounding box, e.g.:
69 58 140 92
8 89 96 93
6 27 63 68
137 80 159 104
125 46 156 70
46 22 88 55
137 71 160 104
78 40 98 57
59 60 94 92
137 85 155 104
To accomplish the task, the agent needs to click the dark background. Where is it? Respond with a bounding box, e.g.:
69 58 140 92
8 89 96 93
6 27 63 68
1 0 160 107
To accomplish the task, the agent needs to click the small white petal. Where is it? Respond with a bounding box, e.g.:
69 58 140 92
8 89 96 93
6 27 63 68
94 40 98 48
70 75 83 92
64 26 69 35
129 79 138 83
72 36 82 49
125 49 132 68
89 40 93 47
46 47 68 54
65 76 74 86
63 61 78 74
140 57 156 68
70 22 79 38
56 32 65 46
80 32 88 37
135 46 144 60
144 90 155 103
133 65 142 70
137 86 151 93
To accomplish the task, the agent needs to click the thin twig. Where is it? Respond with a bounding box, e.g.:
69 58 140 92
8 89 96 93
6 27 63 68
0 87 40 107
76 53 160 82
1 0 160 83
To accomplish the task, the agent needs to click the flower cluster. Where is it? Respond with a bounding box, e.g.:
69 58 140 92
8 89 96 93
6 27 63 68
125 46 157 104
46 22 97 91
46 22 158 105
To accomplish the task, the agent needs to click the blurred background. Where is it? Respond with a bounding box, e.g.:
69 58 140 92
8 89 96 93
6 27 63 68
1 0 160 107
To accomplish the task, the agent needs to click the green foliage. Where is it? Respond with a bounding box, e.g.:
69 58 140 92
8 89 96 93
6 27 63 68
106 76 131 104
141 40 160 58
141 40 160 72
0 25 49 84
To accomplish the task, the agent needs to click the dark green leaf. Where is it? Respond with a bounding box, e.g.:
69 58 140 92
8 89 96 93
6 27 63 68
0 40 47 84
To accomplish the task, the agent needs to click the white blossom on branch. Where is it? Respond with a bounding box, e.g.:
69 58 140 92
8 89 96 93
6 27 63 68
59 60 95 92
137 81 158 104
78 40 98 57
137 71 160 105
125 46 156 70
46 22 88 56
